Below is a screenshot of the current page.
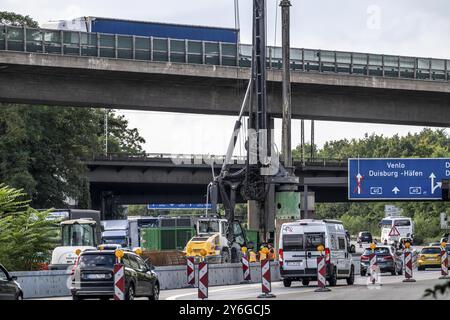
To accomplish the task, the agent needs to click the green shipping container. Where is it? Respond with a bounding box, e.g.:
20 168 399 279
141 227 195 251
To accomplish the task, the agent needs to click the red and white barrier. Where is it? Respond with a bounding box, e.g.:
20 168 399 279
315 255 331 292
403 250 416 282
114 262 125 300
198 261 208 300
186 257 195 286
369 252 377 284
242 254 251 282
440 247 449 279
257 259 276 298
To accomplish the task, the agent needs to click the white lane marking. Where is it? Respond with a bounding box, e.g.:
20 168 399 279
165 270 442 300
165 283 262 300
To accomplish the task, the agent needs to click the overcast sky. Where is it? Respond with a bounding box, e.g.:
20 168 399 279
3 0 450 155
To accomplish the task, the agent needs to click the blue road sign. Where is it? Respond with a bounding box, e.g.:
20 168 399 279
147 204 212 210
348 158 450 200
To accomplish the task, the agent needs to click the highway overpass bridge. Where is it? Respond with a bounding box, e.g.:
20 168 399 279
1 25 450 126
85 154 348 210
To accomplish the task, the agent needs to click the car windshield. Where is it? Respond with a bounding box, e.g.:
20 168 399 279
283 234 304 251
305 233 325 251
79 254 115 267
394 219 411 226
421 247 441 254
198 220 219 233
381 220 392 227
62 223 95 247
103 237 127 247
361 232 371 236
363 247 390 255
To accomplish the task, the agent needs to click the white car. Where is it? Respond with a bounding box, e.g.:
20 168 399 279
278 219 356 287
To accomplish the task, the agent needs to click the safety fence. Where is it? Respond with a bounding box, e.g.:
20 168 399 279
1 24 450 82
11 262 280 299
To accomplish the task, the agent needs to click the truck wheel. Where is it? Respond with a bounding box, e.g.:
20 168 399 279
346 266 355 285
221 250 231 264
283 279 292 287
302 279 310 286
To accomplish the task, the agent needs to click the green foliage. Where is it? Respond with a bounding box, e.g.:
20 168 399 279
0 184 58 271
303 128 450 242
0 183 29 218
0 105 145 208
0 11 39 28
424 281 450 299
0 208 59 271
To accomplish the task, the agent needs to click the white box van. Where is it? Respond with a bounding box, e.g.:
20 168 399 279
278 219 355 287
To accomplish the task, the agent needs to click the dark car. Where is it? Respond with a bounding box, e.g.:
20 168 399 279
360 246 403 276
0 264 23 300
357 232 373 244
71 250 159 300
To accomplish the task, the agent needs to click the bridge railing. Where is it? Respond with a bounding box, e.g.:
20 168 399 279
90 152 248 164
89 153 347 167
1 24 449 82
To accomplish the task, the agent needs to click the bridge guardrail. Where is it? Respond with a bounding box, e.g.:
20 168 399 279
1 24 449 82
87 153 348 167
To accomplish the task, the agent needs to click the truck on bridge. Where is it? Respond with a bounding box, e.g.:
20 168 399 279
42 16 239 43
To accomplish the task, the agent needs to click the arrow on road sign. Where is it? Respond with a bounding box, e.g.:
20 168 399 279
354 173 363 195
392 187 400 195
429 173 442 194
388 225 401 237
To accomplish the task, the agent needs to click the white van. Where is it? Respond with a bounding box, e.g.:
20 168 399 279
278 219 355 287
380 216 414 246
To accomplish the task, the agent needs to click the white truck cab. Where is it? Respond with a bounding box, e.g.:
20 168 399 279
278 219 355 287
49 219 98 270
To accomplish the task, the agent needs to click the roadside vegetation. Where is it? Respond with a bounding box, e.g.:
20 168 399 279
0 184 58 271
294 128 450 244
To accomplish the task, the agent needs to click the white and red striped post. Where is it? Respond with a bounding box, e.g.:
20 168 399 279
315 245 331 292
257 248 276 298
369 252 377 285
198 260 208 300
114 250 125 300
186 256 195 287
403 242 416 283
439 243 450 280
241 247 251 283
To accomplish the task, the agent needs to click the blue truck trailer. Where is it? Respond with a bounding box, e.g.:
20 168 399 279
42 16 239 43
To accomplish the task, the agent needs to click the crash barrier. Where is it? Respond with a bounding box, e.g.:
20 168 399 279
440 246 449 279
198 261 208 300
315 255 330 292
12 262 281 298
113 263 125 300
186 257 195 286
403 250 416 282
257 259 276 298
242 254 251 282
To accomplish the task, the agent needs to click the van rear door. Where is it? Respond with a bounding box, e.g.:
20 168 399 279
304 232 326 270
282 233 305 271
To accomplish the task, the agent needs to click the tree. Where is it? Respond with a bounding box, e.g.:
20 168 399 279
0 11 39 28
0 105 145 208
299 128 450 241
0 184 58 271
